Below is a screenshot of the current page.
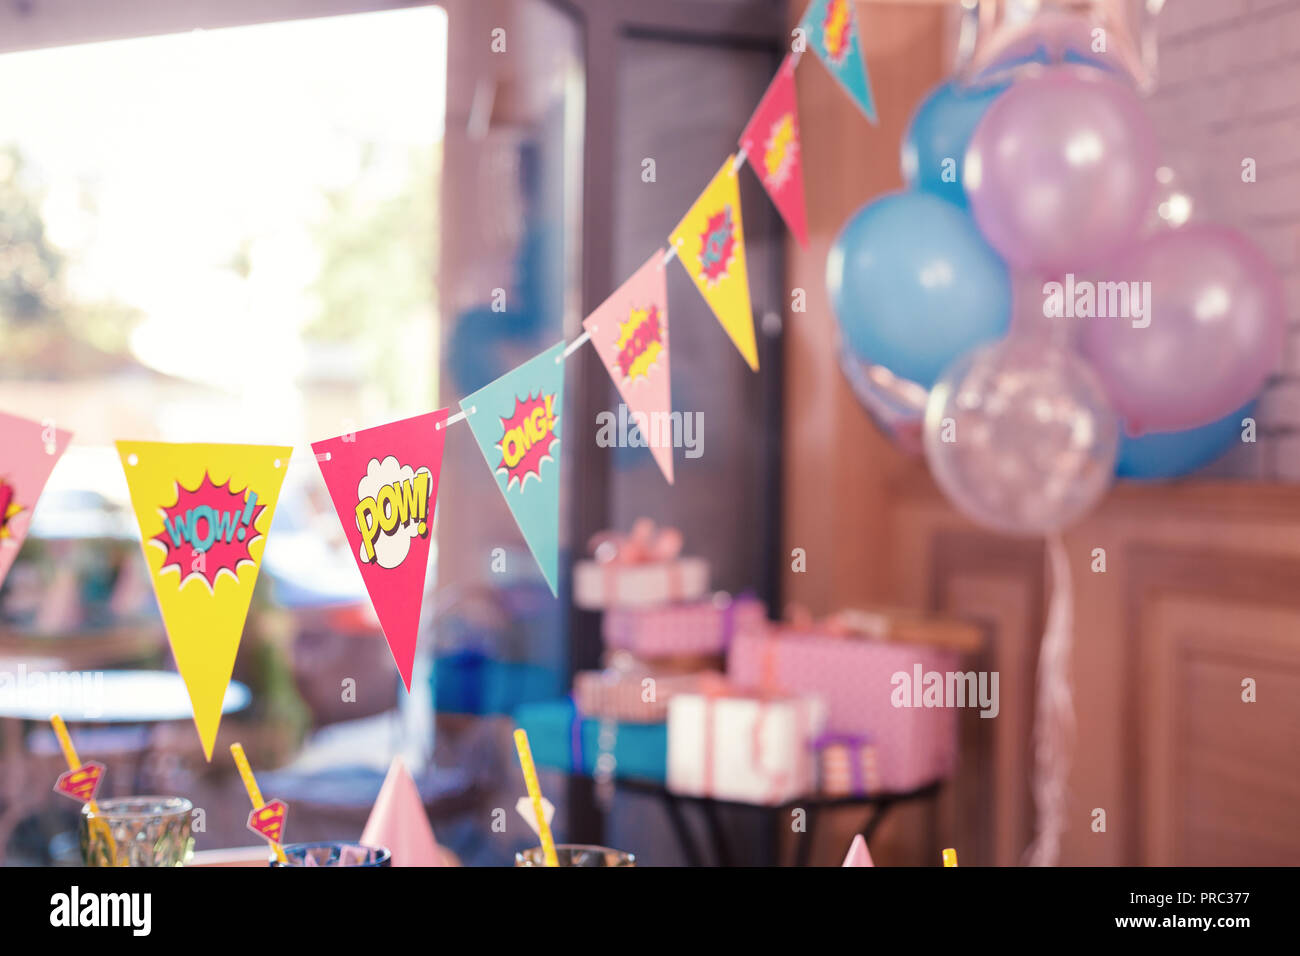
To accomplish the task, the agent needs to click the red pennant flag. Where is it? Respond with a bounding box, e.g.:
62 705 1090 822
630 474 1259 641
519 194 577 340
583 250 675 484
739 55 808 247
247 799 288 844
53 761 105 804
312 411 449 690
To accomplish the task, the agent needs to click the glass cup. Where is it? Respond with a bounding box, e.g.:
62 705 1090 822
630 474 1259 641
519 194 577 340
515 844 636 867
271 842 392 867
79 796 194 867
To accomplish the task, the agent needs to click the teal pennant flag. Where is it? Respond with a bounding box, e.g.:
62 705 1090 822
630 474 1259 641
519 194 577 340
801 0 877 124
460 341 565 595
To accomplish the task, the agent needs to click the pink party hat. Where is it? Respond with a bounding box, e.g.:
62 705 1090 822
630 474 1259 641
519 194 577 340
842 834 874 867
361 757 445 866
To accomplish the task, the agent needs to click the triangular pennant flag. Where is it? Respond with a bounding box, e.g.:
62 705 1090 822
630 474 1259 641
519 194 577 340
801 0 878 124
669 157 759 372
740 55 809 247
312 411 448 690
461 342 565 595
583 250 675 483
0 411 73 589
842 833 875 867
116 441 290 760
363 757 446 866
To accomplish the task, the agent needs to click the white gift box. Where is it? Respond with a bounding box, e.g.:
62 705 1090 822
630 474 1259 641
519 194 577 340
572 556 710 610
666 688 826 805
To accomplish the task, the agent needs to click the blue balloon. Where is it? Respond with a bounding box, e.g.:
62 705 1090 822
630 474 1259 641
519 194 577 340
1117 401 1257 480
827 191 1012 388
901 79 1008 209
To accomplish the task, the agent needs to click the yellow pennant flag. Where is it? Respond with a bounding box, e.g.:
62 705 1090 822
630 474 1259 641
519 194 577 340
669 155 759 371
116 441 291 760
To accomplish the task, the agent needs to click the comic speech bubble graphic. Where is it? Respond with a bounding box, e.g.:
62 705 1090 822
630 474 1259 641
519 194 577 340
0 478 23 540
150 474 266 591
354 456 432 569
496 391 559 491
762 113 798 190
824 0 853 63
616 305 664 383
698 206 737 286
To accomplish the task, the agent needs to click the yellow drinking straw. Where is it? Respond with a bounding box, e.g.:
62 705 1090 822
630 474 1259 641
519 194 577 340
50 713 116 856
513 728 559 867
230 742 288 864
942 847 959 867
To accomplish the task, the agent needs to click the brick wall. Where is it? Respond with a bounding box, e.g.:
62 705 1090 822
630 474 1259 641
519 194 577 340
1142 0 1300 477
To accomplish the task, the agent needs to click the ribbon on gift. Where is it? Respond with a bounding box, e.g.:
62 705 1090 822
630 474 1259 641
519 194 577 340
695 677 814 804
588 518 685 606
813 731 879 797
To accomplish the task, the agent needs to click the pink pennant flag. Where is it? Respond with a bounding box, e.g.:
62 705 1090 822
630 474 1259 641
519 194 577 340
739 55 808 247
0 411 73 590
842 834 874 867
312 411 448 690
361 756 446 866
583 250 675 483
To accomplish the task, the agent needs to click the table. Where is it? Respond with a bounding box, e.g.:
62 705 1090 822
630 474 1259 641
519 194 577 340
579 775 944 866
0 669 250 864
0 669 250 722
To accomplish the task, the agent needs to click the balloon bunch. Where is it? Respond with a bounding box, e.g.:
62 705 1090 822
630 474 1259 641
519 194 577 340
828 14 1283 535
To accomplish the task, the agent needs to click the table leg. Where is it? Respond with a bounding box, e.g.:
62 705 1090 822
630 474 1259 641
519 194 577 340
700 798 734 866
658 791 704 867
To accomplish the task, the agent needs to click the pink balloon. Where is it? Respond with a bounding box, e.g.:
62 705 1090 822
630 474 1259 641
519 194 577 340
964 67 1157 275
1080 225 1284 434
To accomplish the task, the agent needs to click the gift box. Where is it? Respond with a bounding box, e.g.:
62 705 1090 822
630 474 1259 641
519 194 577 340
666 685 826 805
573 518 709 609
513 698 667 783
602 592 765 658
814 732 881 797
728 621 965 792
573 666 723 723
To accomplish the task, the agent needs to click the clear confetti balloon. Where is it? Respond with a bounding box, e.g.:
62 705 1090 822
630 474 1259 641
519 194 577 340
924 339 1119 535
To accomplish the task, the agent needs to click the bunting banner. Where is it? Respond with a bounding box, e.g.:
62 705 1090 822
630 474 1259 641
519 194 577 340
740 55 809 247
116 441 291 760
312 411 449 690
669 156 759 372
461 341 565 596
801 0 877 124
583 250 675 484
0 411 73 589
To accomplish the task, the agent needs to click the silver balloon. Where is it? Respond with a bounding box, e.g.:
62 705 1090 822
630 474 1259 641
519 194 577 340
924 339 1118 535
838 342 929 456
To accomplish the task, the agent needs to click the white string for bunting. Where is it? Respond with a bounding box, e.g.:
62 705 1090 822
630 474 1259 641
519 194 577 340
337 28 818 441
557 329 592 363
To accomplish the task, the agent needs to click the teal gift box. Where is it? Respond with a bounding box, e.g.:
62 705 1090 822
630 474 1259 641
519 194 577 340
514 698 667 783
